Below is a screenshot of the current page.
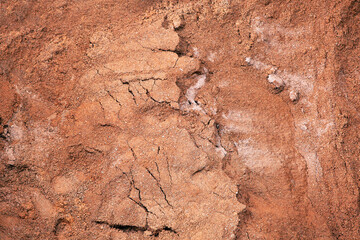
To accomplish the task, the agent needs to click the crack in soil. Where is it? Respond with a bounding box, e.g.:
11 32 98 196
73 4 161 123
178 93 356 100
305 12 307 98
93 220 178 237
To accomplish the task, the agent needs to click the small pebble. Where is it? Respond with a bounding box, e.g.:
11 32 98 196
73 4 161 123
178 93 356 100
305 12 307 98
289 90 299 102
144 230 152 236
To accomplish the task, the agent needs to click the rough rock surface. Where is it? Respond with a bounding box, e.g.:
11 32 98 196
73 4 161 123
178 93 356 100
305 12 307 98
1 0 360 239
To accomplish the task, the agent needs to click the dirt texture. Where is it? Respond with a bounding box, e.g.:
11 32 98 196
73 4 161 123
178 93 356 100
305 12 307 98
1 0 360 239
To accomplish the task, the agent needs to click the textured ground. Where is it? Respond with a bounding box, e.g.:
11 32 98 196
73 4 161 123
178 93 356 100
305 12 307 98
1 0 360 239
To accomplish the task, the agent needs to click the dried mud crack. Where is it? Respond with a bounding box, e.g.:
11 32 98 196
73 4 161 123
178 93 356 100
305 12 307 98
94 220 178 237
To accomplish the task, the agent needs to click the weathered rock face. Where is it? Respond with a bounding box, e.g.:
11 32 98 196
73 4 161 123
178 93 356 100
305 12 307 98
1 0 360 239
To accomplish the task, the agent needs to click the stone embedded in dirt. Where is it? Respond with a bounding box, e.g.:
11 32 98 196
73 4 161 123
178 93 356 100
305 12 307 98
289 90 300 102
167 14 184 30
267 73 285 90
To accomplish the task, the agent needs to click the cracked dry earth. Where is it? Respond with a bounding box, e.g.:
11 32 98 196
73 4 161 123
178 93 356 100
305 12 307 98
1 0 360 239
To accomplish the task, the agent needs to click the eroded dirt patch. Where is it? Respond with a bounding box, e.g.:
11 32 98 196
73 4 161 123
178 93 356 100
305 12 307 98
1 0 360 239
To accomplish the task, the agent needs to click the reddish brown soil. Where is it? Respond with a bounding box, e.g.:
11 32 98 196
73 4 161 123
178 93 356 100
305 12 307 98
1 0 360 239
